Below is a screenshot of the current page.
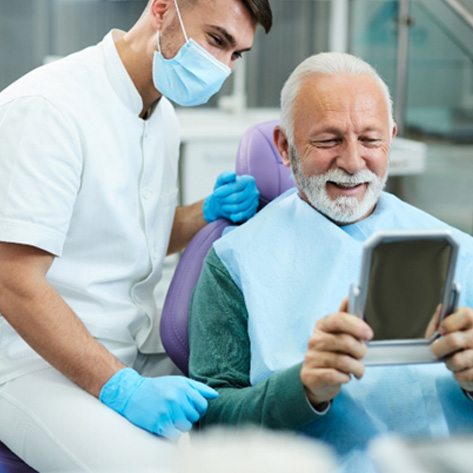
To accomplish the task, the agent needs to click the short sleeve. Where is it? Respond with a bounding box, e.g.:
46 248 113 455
0 96 82 255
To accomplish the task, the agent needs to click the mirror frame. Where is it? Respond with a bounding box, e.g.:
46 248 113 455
349 230 460 366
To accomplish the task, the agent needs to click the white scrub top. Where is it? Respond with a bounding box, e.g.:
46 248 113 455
0 31 180 383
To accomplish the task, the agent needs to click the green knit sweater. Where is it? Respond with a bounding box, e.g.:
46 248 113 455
189 248 321 430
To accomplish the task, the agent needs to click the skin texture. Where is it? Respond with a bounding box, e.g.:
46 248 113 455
275 73 394 218
274 72 473 406
0 0 258 398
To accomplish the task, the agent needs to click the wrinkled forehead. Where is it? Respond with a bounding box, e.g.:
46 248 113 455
293 73 390 130
298 73 388 112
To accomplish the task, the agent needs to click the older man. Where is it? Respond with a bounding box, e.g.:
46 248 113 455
189 53 473 471
0 0 271 471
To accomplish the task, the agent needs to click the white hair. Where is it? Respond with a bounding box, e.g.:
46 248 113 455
280 52 394 144
174 427 337 473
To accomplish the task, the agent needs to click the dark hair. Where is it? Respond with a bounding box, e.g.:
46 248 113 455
241 0 272 33
180 0 272 33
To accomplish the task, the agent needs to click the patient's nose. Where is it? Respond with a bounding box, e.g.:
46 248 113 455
336 140 365 174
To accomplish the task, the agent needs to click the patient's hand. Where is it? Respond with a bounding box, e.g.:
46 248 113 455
300 299 373 408
431 307 473 392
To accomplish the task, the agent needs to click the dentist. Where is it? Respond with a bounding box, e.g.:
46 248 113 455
0 0 272 471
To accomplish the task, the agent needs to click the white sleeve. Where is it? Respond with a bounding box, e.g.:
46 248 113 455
0 96 82 256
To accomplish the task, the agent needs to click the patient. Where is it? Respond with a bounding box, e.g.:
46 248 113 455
188 53 473 470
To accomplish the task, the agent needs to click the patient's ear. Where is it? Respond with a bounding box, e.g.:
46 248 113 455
274 126 291 167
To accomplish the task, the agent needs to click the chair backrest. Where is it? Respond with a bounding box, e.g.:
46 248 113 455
160 120 295 374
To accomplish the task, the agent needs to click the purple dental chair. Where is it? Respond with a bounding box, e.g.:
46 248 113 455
160 119 295 374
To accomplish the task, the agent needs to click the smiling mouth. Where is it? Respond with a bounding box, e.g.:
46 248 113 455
329 181 367 190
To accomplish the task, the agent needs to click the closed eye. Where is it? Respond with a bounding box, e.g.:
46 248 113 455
360 138 383 147
313 139 340 148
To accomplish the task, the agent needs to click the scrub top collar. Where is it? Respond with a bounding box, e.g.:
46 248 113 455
102 30 147 118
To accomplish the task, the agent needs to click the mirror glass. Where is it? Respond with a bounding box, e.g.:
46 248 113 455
364 239 453 341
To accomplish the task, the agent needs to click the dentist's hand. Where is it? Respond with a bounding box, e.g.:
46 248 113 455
203 171 259 223
301 299 373 409
99 368 218 441
431 307 473 392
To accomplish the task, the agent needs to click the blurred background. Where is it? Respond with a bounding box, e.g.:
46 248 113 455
0 0 472 232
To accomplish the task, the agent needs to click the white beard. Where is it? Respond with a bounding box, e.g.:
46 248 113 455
290 146 387 224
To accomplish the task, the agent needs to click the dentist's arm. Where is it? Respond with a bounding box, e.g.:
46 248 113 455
167 200 207 255
0 241 123 396
167 172 259 255
0 242 217 440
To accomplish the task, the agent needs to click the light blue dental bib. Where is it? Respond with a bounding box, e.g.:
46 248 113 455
214 190 473 467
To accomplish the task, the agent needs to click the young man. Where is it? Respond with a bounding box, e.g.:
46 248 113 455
0 0 272 471
189 52 473 472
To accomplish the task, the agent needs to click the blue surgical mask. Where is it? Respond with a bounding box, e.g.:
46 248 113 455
152 0 231 107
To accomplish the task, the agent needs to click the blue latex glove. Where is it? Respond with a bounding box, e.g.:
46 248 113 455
203 171 259 223
99 368 218 441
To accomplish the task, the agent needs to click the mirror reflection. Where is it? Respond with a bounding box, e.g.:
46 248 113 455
364 239 453 341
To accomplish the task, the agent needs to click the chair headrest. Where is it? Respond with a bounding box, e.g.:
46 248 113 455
235 120 295 206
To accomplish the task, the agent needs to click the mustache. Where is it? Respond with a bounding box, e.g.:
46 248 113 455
320 168 377 186
288 146 378 187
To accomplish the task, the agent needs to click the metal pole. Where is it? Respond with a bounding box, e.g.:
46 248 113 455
394 0 411 136
329 0 350 53
444 0 473 30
